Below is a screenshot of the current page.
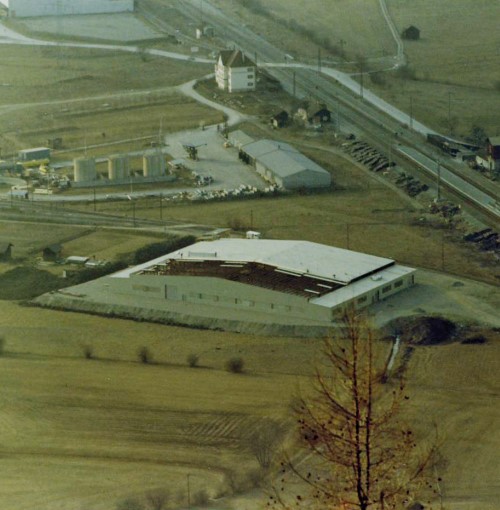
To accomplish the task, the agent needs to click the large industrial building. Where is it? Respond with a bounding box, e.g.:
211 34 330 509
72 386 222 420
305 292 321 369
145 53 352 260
0 0 134 17
37 239 416 335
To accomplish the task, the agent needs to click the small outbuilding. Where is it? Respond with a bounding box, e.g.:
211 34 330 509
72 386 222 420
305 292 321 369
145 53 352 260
42 244 62 262
311 107 332 127
402 25 421 40
228 130 255 149
487 136 500 171
0 243 13 261
270 111 289 129
18 147 51 162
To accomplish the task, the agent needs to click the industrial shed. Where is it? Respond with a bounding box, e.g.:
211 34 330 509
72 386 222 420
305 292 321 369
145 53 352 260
240 139 331 189
0 0 134 17
39 239 416 335
228 130 254 149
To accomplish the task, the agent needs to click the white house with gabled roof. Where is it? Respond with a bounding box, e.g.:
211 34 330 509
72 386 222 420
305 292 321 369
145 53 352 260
215 49 256 93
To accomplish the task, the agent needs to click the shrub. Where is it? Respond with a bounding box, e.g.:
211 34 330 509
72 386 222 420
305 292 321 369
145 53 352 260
225 357 244 373
0 336 5 356
192 489 209 506
116 498 144 510
138 346 152 364
69 260 128 285
187 353 199 368
227 216 249 231
396 64 417 81
133 236 196 265
82 344 94 360
145 489 169 510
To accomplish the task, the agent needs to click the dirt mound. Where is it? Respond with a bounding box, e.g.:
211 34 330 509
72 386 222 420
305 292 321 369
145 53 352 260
384 316 457 346
0 266 61 300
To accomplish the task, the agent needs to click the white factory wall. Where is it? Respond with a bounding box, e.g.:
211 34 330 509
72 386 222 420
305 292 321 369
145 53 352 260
7 0 134 17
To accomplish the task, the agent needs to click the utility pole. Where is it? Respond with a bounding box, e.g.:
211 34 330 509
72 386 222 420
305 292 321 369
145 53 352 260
317 47 322 73
441 231 445 271
93 186 96 212
436 159 441 201
448 90 452 136
339 38 346 59
388 137 393 168
132 201 136 227
159 192 163 220
409 95 413 130
359 62 364 99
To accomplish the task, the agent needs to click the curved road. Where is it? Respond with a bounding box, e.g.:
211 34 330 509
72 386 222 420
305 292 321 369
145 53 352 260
1 10 498 222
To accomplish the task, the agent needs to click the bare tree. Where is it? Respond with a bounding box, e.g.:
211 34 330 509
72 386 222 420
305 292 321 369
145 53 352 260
248 419 287 470
145 489 169 510
271 312 437 510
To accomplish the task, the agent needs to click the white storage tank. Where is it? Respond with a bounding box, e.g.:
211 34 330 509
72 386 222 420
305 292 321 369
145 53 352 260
74 157 96 182
143 152 166 177
108 155 130 180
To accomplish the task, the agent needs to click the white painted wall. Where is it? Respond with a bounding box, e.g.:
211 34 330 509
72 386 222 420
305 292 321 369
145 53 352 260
228 66 255 93
215 59 255 93
6 0 134 17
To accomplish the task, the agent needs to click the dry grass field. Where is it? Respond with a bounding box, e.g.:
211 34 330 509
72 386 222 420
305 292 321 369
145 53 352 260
0 299 499 509
0 221 92 259
0 221 164 262
372 0 500 137
211 0 500 136
0 300 314 510
0 46 217 157
211 0 395 61
0 5 498 508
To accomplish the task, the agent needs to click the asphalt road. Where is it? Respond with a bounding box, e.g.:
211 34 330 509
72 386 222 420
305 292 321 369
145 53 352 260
1 8 498 222
177 0 500 223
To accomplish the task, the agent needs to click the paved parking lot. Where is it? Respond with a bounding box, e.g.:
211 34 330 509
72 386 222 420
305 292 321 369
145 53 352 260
164 125 266 190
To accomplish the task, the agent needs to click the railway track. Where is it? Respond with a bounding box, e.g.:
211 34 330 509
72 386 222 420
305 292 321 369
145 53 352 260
176 0 499 226
0 198 213 234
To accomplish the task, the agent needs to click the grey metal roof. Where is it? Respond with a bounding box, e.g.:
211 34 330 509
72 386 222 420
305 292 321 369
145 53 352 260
242 139 329 178
228 130 254 147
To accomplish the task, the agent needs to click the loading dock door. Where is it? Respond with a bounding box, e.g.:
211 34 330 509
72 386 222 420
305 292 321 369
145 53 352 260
165 285 178 300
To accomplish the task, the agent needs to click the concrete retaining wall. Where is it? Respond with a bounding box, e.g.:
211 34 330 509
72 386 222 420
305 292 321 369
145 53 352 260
34 291 336 338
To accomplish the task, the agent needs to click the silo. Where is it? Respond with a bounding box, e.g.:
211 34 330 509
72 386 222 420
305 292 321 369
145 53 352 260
74 158 97 182
143 153 166 177
108 155 130 180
